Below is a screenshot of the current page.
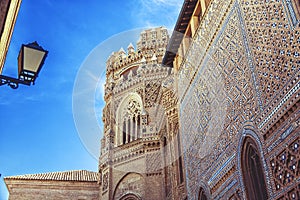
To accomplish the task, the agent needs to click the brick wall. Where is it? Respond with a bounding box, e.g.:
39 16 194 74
5 179 99 200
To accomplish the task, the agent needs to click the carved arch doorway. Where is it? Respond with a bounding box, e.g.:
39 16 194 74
241 136 268 200
198 187 208 200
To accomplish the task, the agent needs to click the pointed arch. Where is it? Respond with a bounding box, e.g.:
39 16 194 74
116 93 144 146
198 187 208 200
238 129 269 200
197 181 210 200
113 172 145 200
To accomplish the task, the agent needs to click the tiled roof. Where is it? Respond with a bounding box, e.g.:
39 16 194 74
4 170 98 182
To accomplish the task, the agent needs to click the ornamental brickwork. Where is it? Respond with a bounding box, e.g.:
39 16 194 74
166 0 300 199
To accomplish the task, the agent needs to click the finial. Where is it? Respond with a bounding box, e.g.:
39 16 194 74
119 47 125 53
127 43 134 49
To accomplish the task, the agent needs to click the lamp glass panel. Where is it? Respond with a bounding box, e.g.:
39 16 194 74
23 47 46 73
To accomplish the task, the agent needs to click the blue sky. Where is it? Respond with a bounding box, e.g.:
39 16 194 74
0 0 183 199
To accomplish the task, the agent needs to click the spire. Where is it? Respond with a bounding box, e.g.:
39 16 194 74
127 43 134 50
119 47 126 59
119 47 125 53
127 43 135 55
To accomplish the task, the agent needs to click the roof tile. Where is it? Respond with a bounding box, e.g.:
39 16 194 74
4 170 98 182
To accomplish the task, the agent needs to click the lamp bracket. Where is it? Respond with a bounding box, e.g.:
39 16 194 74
0 74 30 89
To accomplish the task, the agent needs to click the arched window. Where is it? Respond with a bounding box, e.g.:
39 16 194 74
117 97 142 145
198 187 207 200
241 137 268 200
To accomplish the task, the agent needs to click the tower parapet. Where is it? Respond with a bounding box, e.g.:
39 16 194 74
105 27 169 85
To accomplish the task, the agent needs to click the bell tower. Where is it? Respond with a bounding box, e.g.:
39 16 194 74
99 27 171 200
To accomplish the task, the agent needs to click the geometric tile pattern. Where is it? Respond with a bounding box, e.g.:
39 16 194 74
270 136 300 191
179 0 300 198
145 80 161 108
277 184 300 200
240 0 300 107
181 4 258 197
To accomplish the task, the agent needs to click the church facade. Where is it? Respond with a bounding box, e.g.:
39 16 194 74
163 0 300 199
5 0 300 199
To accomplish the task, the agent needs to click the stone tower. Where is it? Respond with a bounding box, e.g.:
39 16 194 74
99 27 172 200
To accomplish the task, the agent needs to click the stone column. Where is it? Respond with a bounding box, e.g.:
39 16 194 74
135 116 138 140
128 118 131 143
131 117 134 141
126 119 129 143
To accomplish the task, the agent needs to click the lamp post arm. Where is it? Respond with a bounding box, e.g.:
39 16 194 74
0 74 30 89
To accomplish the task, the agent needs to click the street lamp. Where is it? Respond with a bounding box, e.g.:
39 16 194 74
0 41 48 89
